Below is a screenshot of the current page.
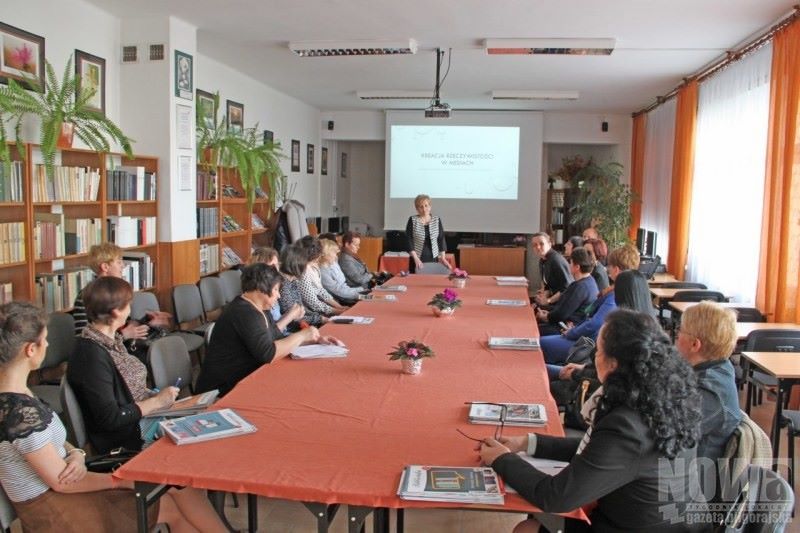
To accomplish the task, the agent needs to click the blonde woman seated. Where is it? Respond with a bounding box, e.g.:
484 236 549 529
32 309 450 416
318 238 363 306
0 302 225 532
297 237 349 317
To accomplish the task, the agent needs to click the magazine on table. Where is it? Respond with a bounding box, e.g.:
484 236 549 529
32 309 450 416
329 316 374 325
361 294 397 301
144 390 219 418
290 343 349 359
468 402 547 426
397 465 505 504
374 285 407 292
160 408 256 445
486 299 528 307
488 337 540 350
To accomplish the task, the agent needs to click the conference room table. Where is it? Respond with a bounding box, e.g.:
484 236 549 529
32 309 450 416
647 273 678 287
378 253 457 274
117 275 581 532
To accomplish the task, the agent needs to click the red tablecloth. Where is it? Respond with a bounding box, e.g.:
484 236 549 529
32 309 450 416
117 275 582 518
379 253 457 274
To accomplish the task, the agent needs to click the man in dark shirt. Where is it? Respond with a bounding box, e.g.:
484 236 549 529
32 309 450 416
536 247 598 336
532 232 573 307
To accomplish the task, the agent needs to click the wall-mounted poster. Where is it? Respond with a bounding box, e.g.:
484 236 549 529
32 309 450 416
196 89 216 129
291 140 300 172
226 100 244 134
321 147 328 176
0 22 45 89
174 50 193 100
307 144 314 174
341 152 347 178
75 50 105 115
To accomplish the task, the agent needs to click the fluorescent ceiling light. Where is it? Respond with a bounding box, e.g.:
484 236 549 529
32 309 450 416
491 90 579 100
289 39 418 57
357 90 433 100
484 38 615 55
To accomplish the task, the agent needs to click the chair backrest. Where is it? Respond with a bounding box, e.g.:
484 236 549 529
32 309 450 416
661 282 708 289
219 269 243 303
204 322 215 346
418 262 451 275
745 329 800 352
671 290 727 303
732 307 766 323
59 376 88 449
0 484 16 533
130 290 160 322
148 336 193 393
720 465 793 532
637 255 661 280
198 277 226 319
172 284 206 328
42 312 76 371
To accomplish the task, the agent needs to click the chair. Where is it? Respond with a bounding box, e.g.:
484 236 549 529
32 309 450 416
718 465 793 532
148 336 193 395
780 410 800 491
30 312 76 415
732 307 766 323
661 282 708 289
130 290 204 355
172 284 213 337
417 262 451 275
219 269 243 303
637 255 661 280
198 276 226 321
671 290 727 303
59 376 89 449
743 329 800 414
0 484 16 533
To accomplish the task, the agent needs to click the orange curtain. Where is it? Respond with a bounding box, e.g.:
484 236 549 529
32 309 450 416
628 113 647 240
666 81 698 280
757 19 800 323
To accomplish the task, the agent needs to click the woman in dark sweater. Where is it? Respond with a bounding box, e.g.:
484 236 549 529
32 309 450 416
480 309 702 532
536 247 598 336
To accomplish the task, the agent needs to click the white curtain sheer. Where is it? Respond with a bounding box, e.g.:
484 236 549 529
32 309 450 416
641 98 676 262
686 43 772 303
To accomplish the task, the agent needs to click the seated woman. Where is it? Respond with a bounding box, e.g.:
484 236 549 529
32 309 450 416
480 309 702 532
297 237 349 317
279 244 330 329
67 277 179 454
583 238 609 291
563 235 583 258
1 302 225 532
535 247 598 336
338 231 376 289
318 238 363 306
197 263 343 396
249 246 304 335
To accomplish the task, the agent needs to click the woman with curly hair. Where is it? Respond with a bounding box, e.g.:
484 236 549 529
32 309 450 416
480 309 702 532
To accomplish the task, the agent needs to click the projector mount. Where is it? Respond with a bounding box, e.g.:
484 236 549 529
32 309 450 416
425 48 451 118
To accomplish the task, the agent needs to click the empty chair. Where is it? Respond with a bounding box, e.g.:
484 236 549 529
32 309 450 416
417 262 451 275
732 307 766 323
130 290 204 355
30 312 76 414
148 336 193 395
637 255 661 280
59 375 89 450
219 269 243 303
671 290 727 303
718 465 793 532
199 276 226 321
660 281 708 289
743 329 800 415
172 284 213 337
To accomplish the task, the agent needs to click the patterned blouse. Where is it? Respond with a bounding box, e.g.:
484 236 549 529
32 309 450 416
299 264 336 315
278 277 325 328
81 325 149 401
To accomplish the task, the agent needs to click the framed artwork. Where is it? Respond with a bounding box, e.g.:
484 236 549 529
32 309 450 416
75 50 105 115
307 144 314 174
291 139 300 172
196 89 216 129
341 152 347 178
0 22 45 89
226 100 244 134
174 50 193 100
321 147 328 176
263 130 273 145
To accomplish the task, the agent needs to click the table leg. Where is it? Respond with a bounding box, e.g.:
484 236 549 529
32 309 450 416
372 508 389 533
303 502 339 533
134 482 169 533
743 360 753 415
347 506 374 533
206 490 237 532
247 493 258 532
396 508 404 533
773 379 783 469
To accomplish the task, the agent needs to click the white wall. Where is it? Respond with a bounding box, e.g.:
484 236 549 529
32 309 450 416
321 111 384 141
196 55 323 216
346 142 385 235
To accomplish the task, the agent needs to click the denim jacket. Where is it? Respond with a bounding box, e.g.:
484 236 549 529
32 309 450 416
694 358 742 463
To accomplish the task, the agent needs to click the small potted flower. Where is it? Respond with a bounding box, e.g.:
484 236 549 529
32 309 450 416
388 339 435 375
427 288 462 317
448 268 470 288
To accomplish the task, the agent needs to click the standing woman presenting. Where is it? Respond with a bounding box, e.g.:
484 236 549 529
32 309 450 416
406 194 451 272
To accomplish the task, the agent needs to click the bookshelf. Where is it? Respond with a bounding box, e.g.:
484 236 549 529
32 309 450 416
545 188 578 250
0 143 159 312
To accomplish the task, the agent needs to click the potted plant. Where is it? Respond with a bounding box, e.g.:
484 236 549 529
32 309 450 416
0 57 133 176
448 268 470 288
427 288 462 317
388 339 435 375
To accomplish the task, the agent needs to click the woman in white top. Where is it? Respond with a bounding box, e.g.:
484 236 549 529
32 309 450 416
405 194 451 272
297 236 348 316
318 238 363 305
0 301 226 532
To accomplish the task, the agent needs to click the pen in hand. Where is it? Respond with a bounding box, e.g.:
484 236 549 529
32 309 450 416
174 377 182 388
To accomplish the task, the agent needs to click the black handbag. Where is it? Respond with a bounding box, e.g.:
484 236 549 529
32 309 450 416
564 336 596 366
85 447 139 473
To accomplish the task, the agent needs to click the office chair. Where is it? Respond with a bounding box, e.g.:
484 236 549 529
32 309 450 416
172 284 214 337
148 336 193 396
130 290 204 356
198 276 226 321
30 312 76 414
219 269 243 303
742 329 800 414
718 465 793 532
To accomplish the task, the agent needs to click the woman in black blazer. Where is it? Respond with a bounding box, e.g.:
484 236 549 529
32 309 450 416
480 309 703 532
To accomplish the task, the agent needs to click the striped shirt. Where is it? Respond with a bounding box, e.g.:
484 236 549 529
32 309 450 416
0 393 68 502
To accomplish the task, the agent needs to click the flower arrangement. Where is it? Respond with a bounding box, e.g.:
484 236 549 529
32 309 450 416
388 340 435 361
447 268 469 280
427 288 462 310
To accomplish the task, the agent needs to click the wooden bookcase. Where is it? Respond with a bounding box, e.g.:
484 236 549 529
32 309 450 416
0 143 159 311
545 188 579 250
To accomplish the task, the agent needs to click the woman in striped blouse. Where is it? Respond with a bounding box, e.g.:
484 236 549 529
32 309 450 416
406 194 452 273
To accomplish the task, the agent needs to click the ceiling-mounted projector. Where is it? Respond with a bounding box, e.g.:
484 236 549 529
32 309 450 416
425 48 451 118
425 102 451 118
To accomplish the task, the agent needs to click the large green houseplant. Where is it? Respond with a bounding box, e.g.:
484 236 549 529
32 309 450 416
0 57 133 175
196 92 285 211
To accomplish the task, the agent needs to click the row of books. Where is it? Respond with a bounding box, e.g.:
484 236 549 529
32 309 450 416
199 243 220 275
0 161 24 202
221 214 243 232
35 267 95 313
0 283 12 304
34 215 103 260
196 170 217 201
122 251 155 290
0 222 25 264
251 213 266 229
32 165 100 203
222 246 242 268
107 216 157 247
197 207 219 238
107 166 157 201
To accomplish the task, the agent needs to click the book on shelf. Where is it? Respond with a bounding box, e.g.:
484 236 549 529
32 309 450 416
0 222 26 264
35 267 94 313
64 218 102 255
250 213 266 229
121 251 154 290
329 316 374 325
221 246 243 268
221 214 243 232
486 299 528 307
0 161 24 202
197 207 219 238
200 243 220 275
0 283 12 304
107 216 157 247
361 294 397 301
145 390 219 418
159 408 256 445
397 465 505 505
33 212 65 260
374 285 407 292
196 169 217 200
467 402 547 426
33 164 100 202
488 337 540 350
107 166 156 201
290 344 349 360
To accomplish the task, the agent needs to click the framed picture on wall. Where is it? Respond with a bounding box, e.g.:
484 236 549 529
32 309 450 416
74 49 105 115
341 152 347 178
321 147 328 176
263 130 274 145
307 144 314 174
227 100 244 134
174 50 193 100
196 89 216 129
0 22 45 89
291 139 300 172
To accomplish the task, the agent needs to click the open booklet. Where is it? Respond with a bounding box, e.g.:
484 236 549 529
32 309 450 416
290 343 349 359
488 337 540 350
361 294 397 301
468 402 547 426
144 390 219 418
329 316 374 325
504 456 569 494
160 408 256 445
397 465 504 504
486 299 528 306
374 285 407 292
